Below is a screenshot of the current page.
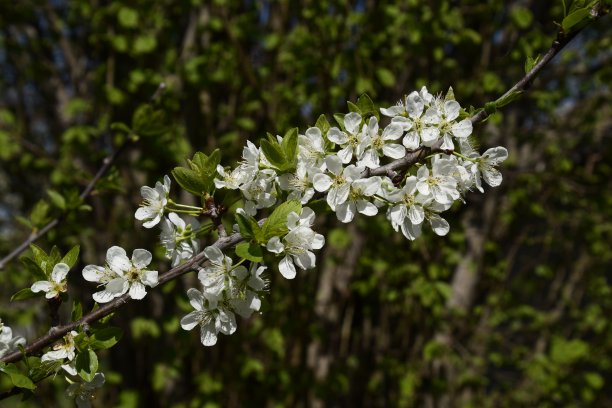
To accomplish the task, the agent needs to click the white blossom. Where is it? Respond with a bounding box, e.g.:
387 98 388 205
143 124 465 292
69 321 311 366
312 155 364 210
135 175 171 228
298 127 327 169
41 331 78 362
160 213 200 266
82 246 158 303
327 112 366 163
358 117 406 169
335 177 381 223
198 246 245 300
240 171 277 216
180 288 237 347
214 164 256 190
416 157 460 205
31 262 70 299
0 319 25 358
266 208 325 279
277 163 319 204
468 146 509 192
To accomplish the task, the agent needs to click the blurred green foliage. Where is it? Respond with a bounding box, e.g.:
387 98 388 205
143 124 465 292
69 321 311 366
0 0 611 406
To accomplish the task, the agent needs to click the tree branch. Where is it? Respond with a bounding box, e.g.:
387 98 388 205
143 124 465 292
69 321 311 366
470 4 608 124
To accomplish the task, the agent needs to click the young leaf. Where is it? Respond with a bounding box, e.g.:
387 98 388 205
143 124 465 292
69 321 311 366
281 128 298 170
11 288 42 301
561 7 590 32
315 114 331 135
71 301 83 321
47 190 66 211
333 113 346 131
61 245 80 268
261 200 302 241
20 256 47 281
28 244 48 270
235 242 264 262
235 213 254 240
89 327 123 350
76 349 99 382
524 54 542 74
357 93 376 114
0 364 36 390
347 101 361 113
171 167 206 196
260 139 286 169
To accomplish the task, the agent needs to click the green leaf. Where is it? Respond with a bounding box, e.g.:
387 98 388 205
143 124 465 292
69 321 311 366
444 87 456 102
495 90 523 108
76 349 99 382
171 167 206 196
28 359 63 383
375 68 395 87
29 244 48 267
235 213 254 240
347 101 361 113
235 242 264 262
280 128 298 171
89 327 123 350
260 139 286 169
47 190 66 211
261 200 302 241
333 113 346 131
61 245 80 268
0 364 36 390
20 256 47 281
11 288 42 301
71 301 83 321
562 7 590 31
357 93 376 114
524 54 542 74
315 114 330 135
110 122 132 134
30 200 50 228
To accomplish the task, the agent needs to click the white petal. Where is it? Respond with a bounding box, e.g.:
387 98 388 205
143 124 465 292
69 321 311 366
444 100 460 121
406 91 424 118
382 123 403 140
51 263 70 283
203 246 223 263
128 282 147 300
336 146 353 163
408 205 425 225
483 146 508 164
279 256 296 279
451 119 472 138
266 237 285 254
327 127 348 144
200 324 218 346
483 168 503 187
141 270 158 287
356 200 378 216
31 281 52 293
328 184 350 208
312 233 325 250
423 107 440 125
106 246 130 273
382 144 406 159
325 155 344 175
131 249 152 269
82 265 107 282
344 112 362 134
402 131 420 150
312 173 333 192
106 278 129 296
92 289 115 304
187 288 204 311
305 127 324 149
421 127 440 144
336 201 355 223
295 251 316 270
287 211 301 230
429 215 450 236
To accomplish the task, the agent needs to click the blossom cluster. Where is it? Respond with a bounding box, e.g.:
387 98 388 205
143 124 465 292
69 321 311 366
12 87 507 405
129 86 507 346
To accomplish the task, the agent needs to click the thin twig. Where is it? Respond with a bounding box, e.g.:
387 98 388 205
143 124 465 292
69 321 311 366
0 83 167 271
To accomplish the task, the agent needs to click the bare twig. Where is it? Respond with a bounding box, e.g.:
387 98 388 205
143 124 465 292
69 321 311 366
0 83 167 271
